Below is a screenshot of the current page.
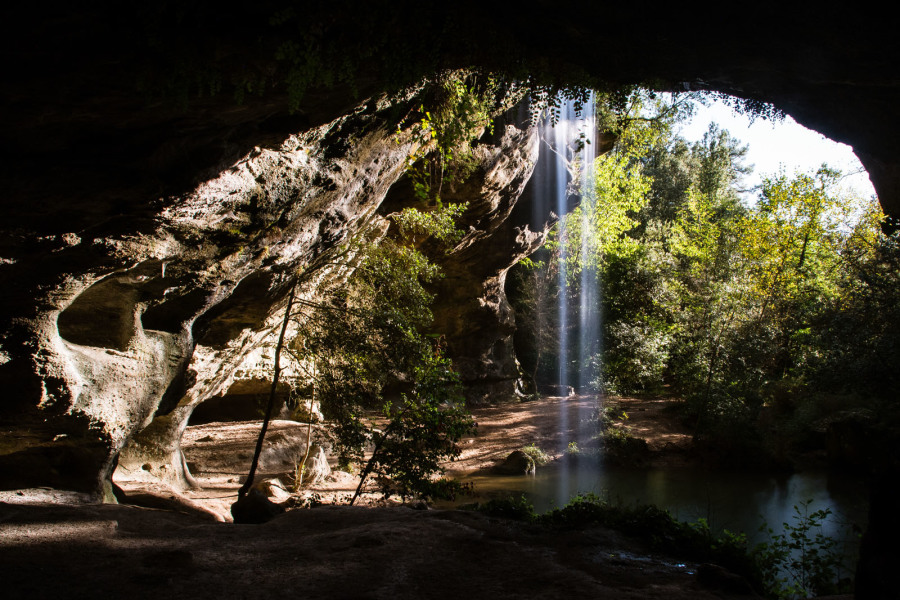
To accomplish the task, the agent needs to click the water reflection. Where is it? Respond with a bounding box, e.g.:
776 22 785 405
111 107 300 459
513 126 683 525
451 462 868 551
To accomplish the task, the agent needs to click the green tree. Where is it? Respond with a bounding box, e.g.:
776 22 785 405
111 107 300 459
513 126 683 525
811 197 899 399
736 168 855 382
290 206 475 503
402 71 500 205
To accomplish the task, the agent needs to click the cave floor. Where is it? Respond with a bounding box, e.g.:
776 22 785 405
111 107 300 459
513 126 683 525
1 496 761 599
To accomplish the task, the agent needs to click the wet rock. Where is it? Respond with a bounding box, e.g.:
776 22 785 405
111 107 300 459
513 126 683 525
494 450 536 475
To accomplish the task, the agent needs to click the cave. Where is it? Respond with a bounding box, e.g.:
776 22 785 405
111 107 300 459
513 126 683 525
2 3 899 598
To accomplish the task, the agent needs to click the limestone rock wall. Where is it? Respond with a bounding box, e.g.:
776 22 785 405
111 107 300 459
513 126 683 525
429 124 547 403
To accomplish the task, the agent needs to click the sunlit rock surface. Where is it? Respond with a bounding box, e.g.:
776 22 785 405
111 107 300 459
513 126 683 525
0 90 430 495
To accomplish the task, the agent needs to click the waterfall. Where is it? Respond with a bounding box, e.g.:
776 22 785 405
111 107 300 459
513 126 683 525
531 92 598 506
533 94 598 393
577 99 599 396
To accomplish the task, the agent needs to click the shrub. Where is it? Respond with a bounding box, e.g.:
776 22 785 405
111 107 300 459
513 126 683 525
520 444 551 466
753 500 853 599
475 495 535 521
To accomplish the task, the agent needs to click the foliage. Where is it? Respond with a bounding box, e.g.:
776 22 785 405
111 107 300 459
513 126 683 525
400 71 500 205
559 88 683 282
290 205 475 502
812 222 900 398
703 91 785 124
528 85 596 126
601 320 670 394
513 89 686 388
474 494 536 521
754 500 852 599
473 491 859 597
393 202 468 246
364 353 475 500
520 443 552 466
538 494 761 588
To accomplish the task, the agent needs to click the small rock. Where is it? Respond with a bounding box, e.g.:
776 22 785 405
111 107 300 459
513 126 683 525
231 489 285 524
255 478 291 500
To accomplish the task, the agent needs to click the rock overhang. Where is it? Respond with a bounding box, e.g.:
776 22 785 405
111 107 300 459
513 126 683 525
2 2 900 495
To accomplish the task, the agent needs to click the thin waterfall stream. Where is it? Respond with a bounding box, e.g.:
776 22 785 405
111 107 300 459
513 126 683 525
535 94 600 505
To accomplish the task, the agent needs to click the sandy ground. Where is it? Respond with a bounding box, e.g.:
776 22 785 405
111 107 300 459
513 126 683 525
153 394 692 520
1 395 776 599
607 395 695 466
449 394 600 476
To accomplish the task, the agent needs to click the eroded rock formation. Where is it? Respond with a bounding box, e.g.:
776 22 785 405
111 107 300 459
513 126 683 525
0 88 433 496
379 114 546 403
0 73 550 496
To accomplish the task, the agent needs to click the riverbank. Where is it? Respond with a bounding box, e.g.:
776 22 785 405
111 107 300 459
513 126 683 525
448 394 697 476
108 393 784 519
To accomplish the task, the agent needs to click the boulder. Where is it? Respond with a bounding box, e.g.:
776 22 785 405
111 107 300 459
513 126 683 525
296 443 331 487
494 450 536 476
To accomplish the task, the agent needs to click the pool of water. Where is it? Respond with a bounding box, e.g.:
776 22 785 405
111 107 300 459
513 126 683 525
447 461 868 558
